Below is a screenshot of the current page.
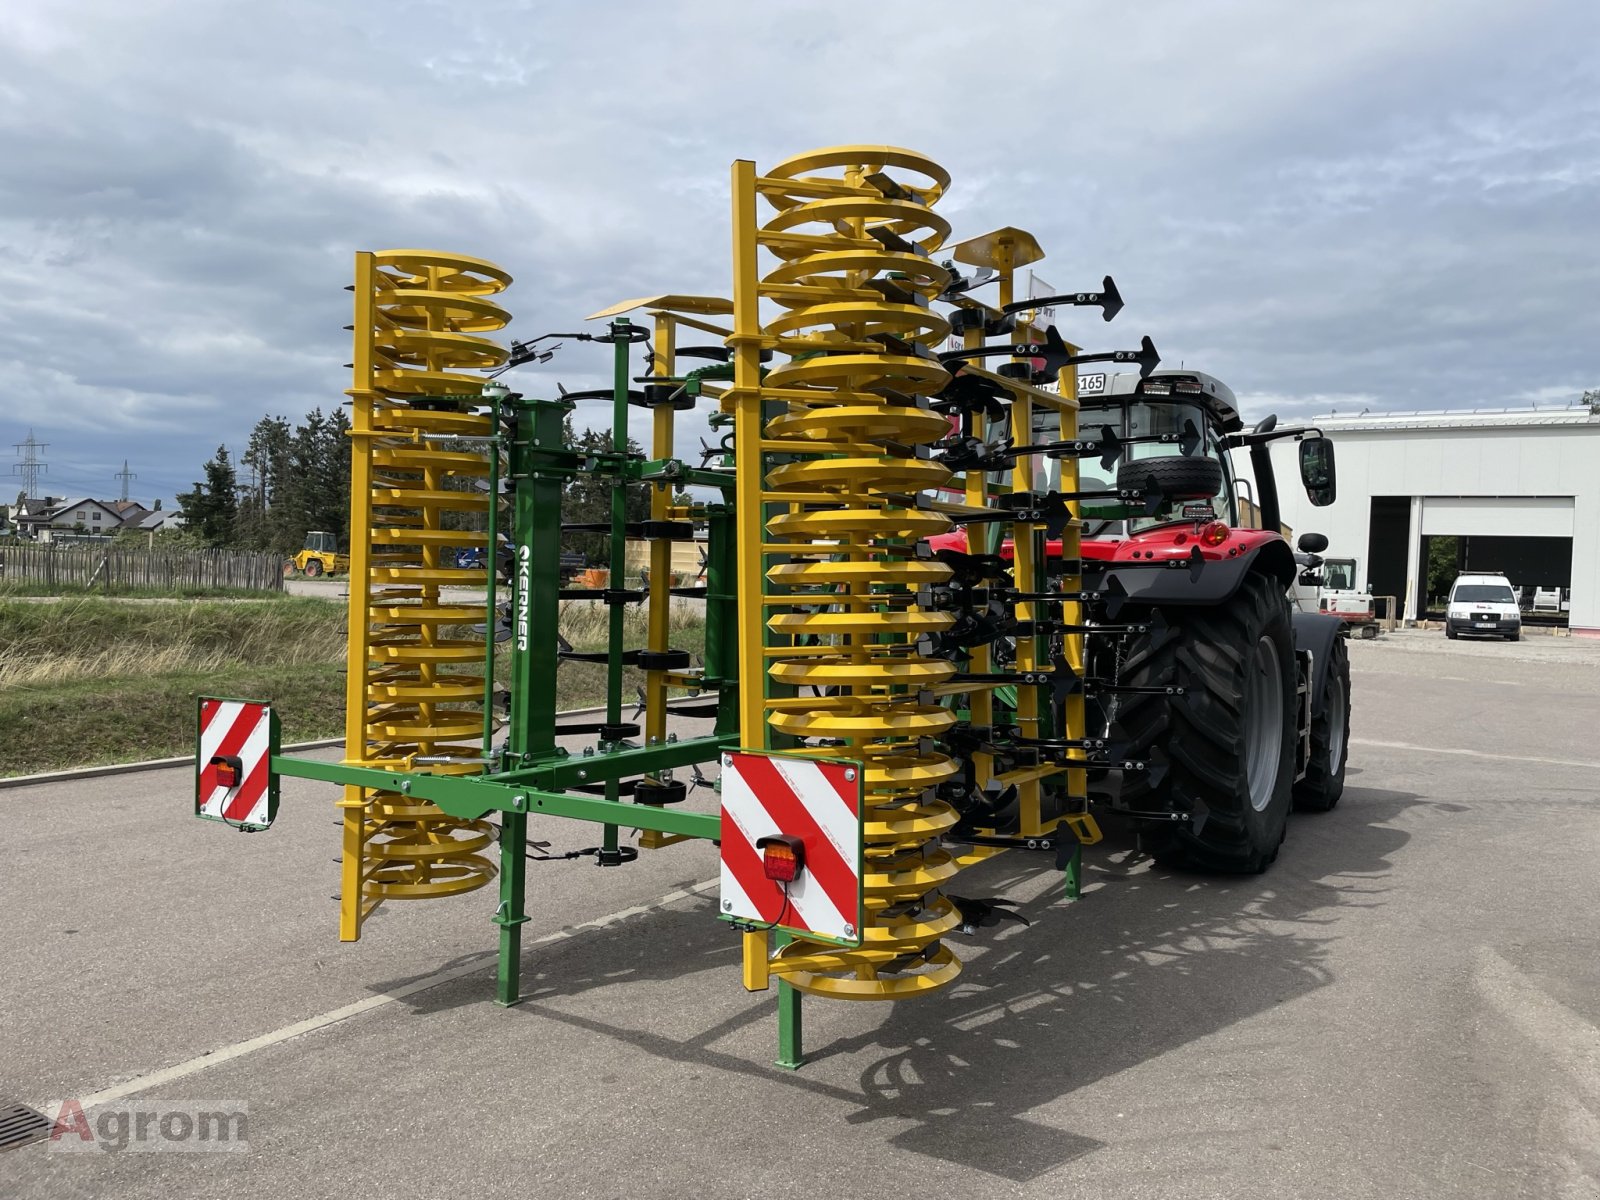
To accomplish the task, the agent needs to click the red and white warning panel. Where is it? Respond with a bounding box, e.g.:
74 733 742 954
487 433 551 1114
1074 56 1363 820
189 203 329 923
719 751 863 947
194 697 280 830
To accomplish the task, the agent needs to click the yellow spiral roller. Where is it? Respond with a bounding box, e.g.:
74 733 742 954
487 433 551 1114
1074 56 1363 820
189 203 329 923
338 250 511 939
733 147 977 998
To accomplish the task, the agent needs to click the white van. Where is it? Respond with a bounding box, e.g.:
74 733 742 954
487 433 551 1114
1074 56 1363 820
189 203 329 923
1445 574 1522 641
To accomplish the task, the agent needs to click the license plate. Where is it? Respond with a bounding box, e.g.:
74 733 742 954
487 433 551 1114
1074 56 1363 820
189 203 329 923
1475 621 1495 628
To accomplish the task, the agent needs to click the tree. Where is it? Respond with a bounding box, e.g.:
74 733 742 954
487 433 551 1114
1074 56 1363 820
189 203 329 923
240 415 293 552
1425 535 1461 606
177 445 240 547
153 498 162 511
1583 389 1599 413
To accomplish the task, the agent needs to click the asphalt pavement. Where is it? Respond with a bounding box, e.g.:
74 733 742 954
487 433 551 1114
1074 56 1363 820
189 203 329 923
3 633 1598 1198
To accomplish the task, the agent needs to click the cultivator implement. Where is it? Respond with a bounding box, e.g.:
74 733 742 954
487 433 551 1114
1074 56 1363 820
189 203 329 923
196 143 1348 1067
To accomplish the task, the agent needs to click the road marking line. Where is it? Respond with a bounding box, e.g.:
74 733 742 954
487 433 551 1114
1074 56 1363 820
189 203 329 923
1351 739 1600 771
42 877 720 1117
1474 947 1600 1099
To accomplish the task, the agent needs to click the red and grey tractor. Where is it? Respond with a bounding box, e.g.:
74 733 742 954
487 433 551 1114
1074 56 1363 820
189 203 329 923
1074 369 1349 870
928 366 1350 873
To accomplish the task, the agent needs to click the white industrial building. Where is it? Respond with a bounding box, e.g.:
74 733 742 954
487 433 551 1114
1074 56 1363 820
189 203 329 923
1257 404 1600 637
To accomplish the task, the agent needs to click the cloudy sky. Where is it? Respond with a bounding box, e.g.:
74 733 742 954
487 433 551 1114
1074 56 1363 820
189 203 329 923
2 0 1596 509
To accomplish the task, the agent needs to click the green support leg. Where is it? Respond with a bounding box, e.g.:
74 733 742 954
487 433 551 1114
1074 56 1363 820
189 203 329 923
774 931 803 1069
1065 841 1082 901
494 808 530 1006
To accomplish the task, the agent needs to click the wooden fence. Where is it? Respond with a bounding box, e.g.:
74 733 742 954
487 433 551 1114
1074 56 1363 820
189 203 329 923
0 544 285 593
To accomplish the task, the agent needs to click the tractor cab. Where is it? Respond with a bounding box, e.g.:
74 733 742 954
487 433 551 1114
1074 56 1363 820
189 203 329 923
1064 368 1244 539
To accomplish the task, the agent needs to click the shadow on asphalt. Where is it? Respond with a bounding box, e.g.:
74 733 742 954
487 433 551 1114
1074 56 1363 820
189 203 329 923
371 784 1421 1181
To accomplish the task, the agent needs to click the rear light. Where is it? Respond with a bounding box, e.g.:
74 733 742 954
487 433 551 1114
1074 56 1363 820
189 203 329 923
1139 380 1172 395
756 834 805 883
1201 521 1230 547
210 755 242 790
1173 379 1203 394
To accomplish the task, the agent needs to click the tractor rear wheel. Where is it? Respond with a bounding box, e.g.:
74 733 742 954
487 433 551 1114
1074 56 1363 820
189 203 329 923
304 558 324 578
1116 571 1297 872
1294 634 1349 812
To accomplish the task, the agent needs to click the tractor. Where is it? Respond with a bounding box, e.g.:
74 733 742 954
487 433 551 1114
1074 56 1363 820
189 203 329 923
1068 368 1350 871
286 530 348 578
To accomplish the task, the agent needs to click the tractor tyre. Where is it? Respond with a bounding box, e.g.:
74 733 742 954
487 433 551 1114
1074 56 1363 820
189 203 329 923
1293 634 1349 812
1116 455 1224 503
303 559 324 578
1117 571 1297 873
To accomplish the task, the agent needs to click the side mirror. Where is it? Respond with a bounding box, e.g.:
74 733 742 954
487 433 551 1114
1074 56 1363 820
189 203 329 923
1297 532 1329 554
1299 436 1337 506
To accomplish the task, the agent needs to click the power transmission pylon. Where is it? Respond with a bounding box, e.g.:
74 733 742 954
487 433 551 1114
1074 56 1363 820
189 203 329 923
116 459 137 502
12 430 47 499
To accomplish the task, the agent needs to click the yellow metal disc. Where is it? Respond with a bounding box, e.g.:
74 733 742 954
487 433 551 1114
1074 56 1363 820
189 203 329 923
370 567 489 587
765 145 951 201
372 447 490 474
374 407 492 435
765 301 950 348
374 367 504 398
364 853 498 900
367 680 486 703
370 488 490 512
767 705 955 740
371 529 488 546
368 714 485 740
375 329 509 372
368 605 487 624
762 196 951 252
763 248 950 296
863 799 960 842
381 288 511 333
864 846 961 895
767 559 950 587
765 353 950 396
373 249 512 294
774 941 961 1000
858 894 963 945
766 609 951 636
765 507 950 540
767 656 955 689
764 406 953 447
861 751 961 791
766 456 951 493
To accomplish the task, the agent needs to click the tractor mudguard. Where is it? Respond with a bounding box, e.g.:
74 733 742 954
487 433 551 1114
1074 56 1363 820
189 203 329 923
1102 538 1296 610
1291 611 1345 717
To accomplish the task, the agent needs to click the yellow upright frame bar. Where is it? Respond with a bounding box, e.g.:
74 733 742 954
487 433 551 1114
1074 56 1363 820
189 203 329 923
339 251 378 941
730 157 771 979
730 159 768 750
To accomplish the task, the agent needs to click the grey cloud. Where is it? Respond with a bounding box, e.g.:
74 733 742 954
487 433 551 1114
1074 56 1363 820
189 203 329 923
1 0 1597 503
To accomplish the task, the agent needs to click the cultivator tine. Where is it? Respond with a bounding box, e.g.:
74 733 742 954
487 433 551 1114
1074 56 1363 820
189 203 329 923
1000 274 1124 323
1097 425 1124 470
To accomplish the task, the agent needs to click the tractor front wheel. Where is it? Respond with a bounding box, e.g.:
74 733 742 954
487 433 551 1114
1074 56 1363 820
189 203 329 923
1117 571 1297 873
303 559 324 578
1294 634 1349 812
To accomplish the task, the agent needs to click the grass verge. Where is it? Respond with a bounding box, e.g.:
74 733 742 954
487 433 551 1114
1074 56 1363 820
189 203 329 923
0 594 708 776
0 581 284 600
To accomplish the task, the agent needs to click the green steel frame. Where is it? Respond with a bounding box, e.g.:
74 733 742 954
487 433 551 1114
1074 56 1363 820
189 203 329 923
273 321 739 1008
